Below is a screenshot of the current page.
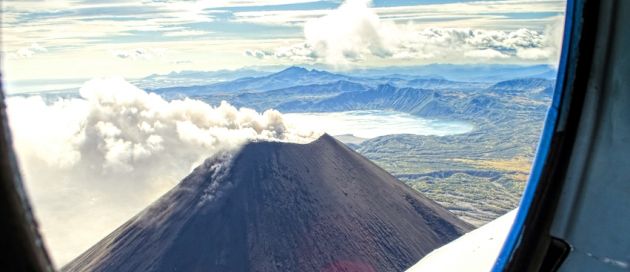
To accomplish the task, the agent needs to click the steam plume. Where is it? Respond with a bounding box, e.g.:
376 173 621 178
6 77 317 266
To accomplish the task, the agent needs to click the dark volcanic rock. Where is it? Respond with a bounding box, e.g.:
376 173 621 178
63 134 473 272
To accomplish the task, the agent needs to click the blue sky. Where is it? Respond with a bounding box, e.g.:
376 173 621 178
2 0 566 84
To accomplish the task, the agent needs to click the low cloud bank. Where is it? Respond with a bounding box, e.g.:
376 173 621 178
6 77 317 266
5 43 48 59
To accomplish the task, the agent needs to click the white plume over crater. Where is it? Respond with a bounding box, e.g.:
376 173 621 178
6 77 318 267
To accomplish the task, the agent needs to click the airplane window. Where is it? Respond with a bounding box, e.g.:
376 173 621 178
1 0 566 271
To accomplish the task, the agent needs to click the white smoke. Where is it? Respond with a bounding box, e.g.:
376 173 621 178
6 77 318 267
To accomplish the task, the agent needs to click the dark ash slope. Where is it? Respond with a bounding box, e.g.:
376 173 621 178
63 134 472 272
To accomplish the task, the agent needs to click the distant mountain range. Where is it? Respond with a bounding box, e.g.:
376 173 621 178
345 64 557 82
203 66 352 93
149 66 353 95
133 64 556 91
488 78 555 97
150 66 554 123
145 65 555 94
132 68 275 89
62 134 472 272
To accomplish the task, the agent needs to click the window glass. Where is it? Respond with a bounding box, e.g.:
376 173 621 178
2 0 566 270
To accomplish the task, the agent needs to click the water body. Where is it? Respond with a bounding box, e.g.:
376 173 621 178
284 110 473 139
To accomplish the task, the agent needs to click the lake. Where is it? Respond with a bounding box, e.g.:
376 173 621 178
284 110 473 139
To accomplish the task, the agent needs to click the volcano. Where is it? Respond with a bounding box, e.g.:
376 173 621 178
62 134 473 272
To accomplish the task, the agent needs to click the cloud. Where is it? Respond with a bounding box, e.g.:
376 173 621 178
246 0 394 66
6 43 48 59
516 47 553 60
231 0 565 28
302 0 393 64
6 77 317 267
111 48 167 60
244 45 319 62
464 49 510 59
162 29 212 37
242 0 397 66
244 0 565 66
244 49 274 59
